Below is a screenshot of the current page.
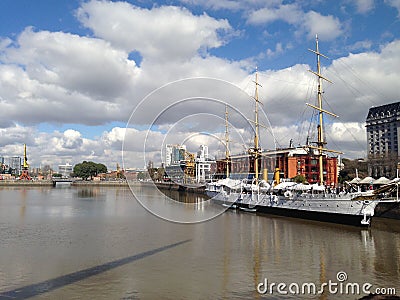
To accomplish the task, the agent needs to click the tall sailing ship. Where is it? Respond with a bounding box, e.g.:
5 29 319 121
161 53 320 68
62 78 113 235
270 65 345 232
206 36 399 227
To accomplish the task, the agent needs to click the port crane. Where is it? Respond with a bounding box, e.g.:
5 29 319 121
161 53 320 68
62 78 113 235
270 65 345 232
19 144 32 180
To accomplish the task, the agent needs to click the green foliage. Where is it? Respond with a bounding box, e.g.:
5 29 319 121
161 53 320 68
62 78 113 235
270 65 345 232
145 165 165 182
137 172 146 180
338 158 368 183
73 161 107 180
292 174 307 183
52 173 62 178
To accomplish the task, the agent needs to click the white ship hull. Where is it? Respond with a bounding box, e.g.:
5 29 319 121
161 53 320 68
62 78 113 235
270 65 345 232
206 183 379 227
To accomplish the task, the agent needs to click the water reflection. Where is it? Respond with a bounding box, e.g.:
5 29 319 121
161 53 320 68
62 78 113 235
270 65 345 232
153 187 210 204
131 185 223 223
0 186 399 299
76 188 104 200
244 215 400 299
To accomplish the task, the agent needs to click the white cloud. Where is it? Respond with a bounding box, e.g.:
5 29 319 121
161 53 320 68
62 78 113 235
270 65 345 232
6 27 139 100
178 0 282 11
247 4 302 25
265 42 284 58
354 0 375 14
385 0 400 15
347 40 373 51
0 28 138 125
301 11 343 41
0 2 242 128
247 4 343 41
1 0 400 168
61 129 84 149
0 124 36 147
76 1 232 62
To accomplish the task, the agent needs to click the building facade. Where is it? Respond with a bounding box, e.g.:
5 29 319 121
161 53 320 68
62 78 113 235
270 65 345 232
214 147 338 186
165 144 187 167
58 163 73 178
195 145 214 183
9 157 22 176
366 101 400 178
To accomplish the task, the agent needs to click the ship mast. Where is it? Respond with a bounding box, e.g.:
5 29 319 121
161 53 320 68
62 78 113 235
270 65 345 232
306 35 339 185
224 104 231 178
249 68 262 181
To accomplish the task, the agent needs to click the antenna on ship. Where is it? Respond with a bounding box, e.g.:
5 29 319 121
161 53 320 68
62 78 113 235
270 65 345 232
306 34 341 185
224 104 231 178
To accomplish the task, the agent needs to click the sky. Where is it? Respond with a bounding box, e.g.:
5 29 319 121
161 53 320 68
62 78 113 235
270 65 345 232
0 0 400 170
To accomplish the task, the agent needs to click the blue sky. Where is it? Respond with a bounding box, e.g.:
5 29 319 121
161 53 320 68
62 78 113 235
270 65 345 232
1 0 400 169
2 1 399 69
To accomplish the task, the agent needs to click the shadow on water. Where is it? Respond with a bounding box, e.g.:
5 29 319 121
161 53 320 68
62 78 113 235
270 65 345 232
0 239 191 300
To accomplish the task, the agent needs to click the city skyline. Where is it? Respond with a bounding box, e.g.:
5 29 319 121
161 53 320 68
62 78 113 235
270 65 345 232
1 0 400 169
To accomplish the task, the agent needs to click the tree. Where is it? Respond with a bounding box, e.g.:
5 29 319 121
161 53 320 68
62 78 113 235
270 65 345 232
96 163 107 174
292 174 307 183
137 172 146 181
340 158 368 180
73 161 107 180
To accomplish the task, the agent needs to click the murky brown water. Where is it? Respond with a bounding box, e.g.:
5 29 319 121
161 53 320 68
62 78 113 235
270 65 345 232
0 185 399 299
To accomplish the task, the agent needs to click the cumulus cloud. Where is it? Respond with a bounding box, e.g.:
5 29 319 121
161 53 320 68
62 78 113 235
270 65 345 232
385 0 400 15
347 40 373 52
76 1 233 62
61 129 84 149
0 29 138 125
247 4 302 25
354 0 375 14
247 4 343 41
5 28 139 100
0 124 36 147
301 11 343 41
0 0 243 129
1 0 400 168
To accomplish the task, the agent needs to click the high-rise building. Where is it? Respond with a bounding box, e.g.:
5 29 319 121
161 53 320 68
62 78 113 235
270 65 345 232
195 145 214 183
366 101 400 178
58 163 73 178
9 157 22 176
0 157 5 174
165 144 186 166
197 145 209 161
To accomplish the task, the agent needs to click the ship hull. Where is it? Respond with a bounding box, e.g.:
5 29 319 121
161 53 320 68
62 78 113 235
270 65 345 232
207 190 377 227
254 204 370 227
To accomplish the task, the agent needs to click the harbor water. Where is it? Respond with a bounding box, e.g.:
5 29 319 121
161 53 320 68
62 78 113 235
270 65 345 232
0 185 399 299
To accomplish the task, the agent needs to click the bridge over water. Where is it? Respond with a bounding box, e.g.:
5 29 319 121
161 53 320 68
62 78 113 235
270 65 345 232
52 178 78 187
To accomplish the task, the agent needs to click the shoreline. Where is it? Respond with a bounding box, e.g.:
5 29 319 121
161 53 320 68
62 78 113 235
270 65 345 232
0 180 53 186
0 180 204 191
1 180 399 220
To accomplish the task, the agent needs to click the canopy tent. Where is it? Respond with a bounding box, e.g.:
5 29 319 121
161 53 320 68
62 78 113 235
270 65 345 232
359 176 375 185
348 177 361 184
373 176 390 185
